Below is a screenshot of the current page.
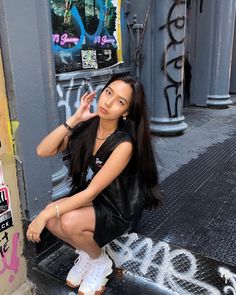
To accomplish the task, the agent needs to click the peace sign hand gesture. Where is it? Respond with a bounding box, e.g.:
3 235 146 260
74 91 97 122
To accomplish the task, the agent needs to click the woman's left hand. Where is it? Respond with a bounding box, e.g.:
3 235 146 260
26 212 47 243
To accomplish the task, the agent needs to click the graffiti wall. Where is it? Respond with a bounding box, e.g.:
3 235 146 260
0 51 29 294
50 0 123 73
57 73 107 120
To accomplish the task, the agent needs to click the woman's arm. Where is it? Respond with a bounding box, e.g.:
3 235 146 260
36 92 97 157
36 115 81 157
27 141 132 242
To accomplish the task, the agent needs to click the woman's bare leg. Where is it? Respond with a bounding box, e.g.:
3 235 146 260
59 206 102 259
45 198 92 245
55 206 114 294
44 199 75 246
45 201 101 258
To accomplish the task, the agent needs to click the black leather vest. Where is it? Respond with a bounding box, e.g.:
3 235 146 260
88 130 144 223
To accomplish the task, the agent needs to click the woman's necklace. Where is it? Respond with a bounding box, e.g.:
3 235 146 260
96 126 116 141
96 134 112 140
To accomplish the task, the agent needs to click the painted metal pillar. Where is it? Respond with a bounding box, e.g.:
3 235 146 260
35 1 71 201
0 0 70 219
207 0 236 107
150 0 187 135
230 16 236 94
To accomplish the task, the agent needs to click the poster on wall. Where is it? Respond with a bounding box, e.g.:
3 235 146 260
0 186 14 232
50 0 123 73
0 162 14 232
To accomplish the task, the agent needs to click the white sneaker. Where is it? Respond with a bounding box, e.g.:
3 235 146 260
78 250 114 295
66 249 92 288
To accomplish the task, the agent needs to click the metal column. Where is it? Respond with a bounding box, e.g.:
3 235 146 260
207 0 236 107
150 0 188 134
35 1 71 201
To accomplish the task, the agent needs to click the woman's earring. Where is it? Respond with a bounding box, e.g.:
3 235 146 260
123 116 127 121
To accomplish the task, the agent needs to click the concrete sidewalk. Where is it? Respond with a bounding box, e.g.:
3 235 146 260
154 101 236 181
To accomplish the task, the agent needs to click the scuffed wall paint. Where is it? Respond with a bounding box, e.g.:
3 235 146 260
0 50 29 294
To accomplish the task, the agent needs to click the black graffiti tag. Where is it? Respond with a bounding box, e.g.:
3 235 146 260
159 0 186 118
0 231 9 258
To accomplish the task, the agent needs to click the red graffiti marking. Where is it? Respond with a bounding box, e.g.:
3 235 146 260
0 232 20 283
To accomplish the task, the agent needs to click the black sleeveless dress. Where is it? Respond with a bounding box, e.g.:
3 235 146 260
87 130 144 247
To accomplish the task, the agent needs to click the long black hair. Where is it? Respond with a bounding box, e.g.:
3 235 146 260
68 74 162 209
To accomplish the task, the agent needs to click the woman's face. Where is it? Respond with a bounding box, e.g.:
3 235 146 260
97 80 133 120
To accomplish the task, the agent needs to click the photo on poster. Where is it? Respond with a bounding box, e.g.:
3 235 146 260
50 0 123 72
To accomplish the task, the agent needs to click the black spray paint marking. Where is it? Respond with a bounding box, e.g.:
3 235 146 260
159 0 186 118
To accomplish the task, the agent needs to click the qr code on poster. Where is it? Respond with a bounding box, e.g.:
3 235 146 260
81 50 98 69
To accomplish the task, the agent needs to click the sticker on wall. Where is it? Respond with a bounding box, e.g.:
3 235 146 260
50 0 123 73
0 186 14 232
81 50 98 69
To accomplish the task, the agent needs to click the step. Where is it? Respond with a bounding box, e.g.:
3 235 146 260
37 232 236 295
36 242 176 295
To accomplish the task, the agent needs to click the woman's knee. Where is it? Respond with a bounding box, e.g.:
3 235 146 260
45 217 57 231
60 212 83 236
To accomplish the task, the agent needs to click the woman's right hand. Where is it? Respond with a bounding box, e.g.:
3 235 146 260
36 92 97 157
74 91 97 122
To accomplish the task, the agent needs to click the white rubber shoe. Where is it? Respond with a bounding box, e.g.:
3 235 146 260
78 250 114 295
66 249 92 288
